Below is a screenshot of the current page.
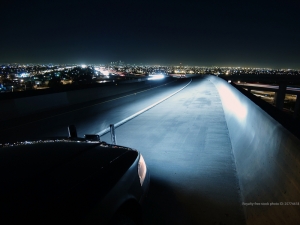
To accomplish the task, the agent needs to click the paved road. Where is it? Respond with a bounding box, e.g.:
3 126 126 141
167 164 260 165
0 79 186 142
102 76 245 224
0 76 245 224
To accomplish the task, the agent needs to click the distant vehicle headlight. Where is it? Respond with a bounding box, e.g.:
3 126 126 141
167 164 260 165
138 154 147 186
148 74 164 80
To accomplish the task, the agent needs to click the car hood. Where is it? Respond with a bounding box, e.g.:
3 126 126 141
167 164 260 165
0 141 138 223
0 141 130 185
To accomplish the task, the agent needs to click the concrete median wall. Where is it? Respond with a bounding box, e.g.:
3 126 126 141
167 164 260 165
209 75 300 224
0 78 168 121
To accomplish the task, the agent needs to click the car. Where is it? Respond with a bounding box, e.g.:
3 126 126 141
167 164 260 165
0 125 149 225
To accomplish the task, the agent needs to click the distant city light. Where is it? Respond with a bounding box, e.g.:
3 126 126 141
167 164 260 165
101 70 109 76
18 73 29 78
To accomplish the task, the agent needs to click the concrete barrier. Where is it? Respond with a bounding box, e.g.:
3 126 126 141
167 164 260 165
208 75 300 224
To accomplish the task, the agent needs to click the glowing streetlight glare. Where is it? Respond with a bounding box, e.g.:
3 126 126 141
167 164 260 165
148 74 165 80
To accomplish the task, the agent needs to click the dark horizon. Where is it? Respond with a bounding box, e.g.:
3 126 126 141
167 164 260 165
1 0 300 69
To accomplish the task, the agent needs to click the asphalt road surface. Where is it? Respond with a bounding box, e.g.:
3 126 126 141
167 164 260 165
0 76 245 224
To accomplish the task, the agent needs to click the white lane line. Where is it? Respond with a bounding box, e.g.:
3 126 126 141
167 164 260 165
1 80 176 131
97 79 192 136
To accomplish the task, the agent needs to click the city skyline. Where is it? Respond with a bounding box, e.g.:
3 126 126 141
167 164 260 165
1 62 300 70
1 0 299 69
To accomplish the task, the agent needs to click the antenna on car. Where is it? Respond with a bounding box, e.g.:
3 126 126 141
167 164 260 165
68 125 78 138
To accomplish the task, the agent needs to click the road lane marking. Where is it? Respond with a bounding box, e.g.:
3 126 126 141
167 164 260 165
97 79 193 136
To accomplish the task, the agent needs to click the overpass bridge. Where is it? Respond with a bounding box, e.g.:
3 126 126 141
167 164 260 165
235 83 300 118
219 74 300 84
0 75 299 224
235 83 300 94
220 74 300 115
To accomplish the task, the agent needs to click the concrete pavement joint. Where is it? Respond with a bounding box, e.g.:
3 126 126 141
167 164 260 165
97 79 192 137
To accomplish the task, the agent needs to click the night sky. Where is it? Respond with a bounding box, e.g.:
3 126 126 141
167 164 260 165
1 0 300 68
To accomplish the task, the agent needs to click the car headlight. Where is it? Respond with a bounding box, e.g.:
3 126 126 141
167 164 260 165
138 154 147 186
